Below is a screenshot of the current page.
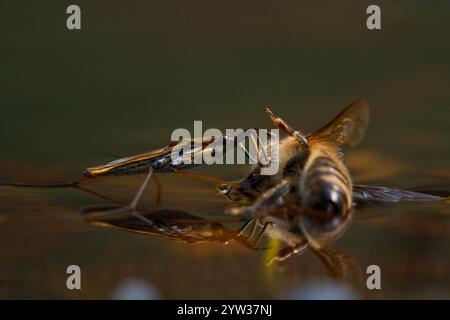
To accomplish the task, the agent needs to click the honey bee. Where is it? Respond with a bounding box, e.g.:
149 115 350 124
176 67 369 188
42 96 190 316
223 100 368 202
222 101 444 263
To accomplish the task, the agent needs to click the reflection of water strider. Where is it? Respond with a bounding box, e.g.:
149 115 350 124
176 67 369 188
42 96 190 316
0 100 446 266
84 207 361 283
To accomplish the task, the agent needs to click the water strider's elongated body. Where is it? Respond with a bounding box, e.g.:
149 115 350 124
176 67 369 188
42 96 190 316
83 137 218 177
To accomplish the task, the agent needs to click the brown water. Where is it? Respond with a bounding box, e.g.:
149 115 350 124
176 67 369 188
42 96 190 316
0 1 449 299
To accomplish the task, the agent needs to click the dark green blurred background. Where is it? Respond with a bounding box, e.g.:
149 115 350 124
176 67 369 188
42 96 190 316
0 1 449 299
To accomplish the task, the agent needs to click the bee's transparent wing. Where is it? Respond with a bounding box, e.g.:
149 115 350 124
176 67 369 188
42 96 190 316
310 246 363 284
352 184 445 205
308 100 370 147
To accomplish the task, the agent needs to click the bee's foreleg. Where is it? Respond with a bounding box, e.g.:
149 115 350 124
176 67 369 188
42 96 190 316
250 221 272 247
233 221 272 251
226 180 289 216
264 107 309 147
267 242 308 266
236 218 254 237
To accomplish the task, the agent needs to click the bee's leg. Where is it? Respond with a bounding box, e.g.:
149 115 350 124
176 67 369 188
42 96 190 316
236 217 259 240
249 221 272 247
267 246 295 265
264 107 309 147
248 218 259 239
267 242 308 266
236 218 254 237
233 223 272 251
227 180 290 216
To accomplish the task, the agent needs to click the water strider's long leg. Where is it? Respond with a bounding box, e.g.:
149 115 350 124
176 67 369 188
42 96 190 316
0 177 95 188
152 174 162 212
172 169 240 188
124 167 154 210
75 184 127 206
84 168 163 228
0 176 129 210
92 167 154 217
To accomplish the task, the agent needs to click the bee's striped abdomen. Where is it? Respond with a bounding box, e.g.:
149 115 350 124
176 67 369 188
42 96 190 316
300 152 352 216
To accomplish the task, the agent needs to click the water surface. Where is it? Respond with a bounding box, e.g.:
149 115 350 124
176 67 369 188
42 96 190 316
0 1 449 299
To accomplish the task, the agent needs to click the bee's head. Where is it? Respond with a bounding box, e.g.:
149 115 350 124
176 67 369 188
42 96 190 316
282 150 310 178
